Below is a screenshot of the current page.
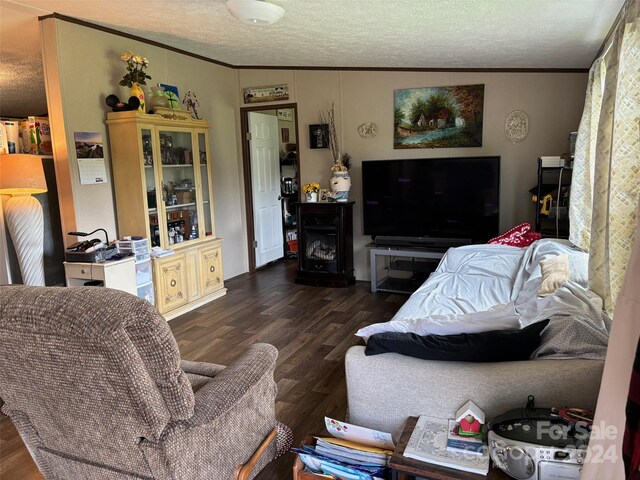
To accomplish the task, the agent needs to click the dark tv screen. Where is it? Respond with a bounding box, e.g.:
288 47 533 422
362 156 500 242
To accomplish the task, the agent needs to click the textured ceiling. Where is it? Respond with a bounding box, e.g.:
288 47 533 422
0 0 625 117
1 1 49 117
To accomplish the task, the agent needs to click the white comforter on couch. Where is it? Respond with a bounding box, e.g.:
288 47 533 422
356 240 610 359
345 240 609 439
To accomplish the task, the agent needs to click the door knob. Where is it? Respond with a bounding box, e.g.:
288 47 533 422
278 195 282 200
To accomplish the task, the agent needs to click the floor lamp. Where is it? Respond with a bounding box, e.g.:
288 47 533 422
0 154 47 286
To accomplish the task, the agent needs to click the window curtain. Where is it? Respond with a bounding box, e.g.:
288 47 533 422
569 0 640 313
574 0 640 478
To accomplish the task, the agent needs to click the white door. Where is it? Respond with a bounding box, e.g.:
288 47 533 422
249 112 284 267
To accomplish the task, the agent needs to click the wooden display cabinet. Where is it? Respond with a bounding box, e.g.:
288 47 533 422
107 111 226 319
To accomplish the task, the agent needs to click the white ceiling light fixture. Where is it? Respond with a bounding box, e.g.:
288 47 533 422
226 0 285 26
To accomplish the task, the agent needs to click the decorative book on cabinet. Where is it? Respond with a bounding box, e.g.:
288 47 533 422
106 111 226 320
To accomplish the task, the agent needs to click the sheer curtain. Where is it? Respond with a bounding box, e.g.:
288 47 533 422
569 0 640 312
573 0 640 477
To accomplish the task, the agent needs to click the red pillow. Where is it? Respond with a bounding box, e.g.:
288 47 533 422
488 222 541 247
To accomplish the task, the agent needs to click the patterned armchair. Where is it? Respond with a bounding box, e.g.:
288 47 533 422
0 286 290 479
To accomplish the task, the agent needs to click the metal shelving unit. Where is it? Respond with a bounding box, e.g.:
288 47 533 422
534 157 572 239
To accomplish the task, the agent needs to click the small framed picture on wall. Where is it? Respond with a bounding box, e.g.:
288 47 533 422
281 127 290 143
309 124 329 149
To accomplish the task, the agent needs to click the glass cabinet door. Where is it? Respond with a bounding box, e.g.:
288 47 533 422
198 132 214 237
141 128 161 247
159 129 199 246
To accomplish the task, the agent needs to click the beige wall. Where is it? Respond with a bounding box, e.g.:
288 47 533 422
40 18 248 278
238 69 587 280
39 16 588 283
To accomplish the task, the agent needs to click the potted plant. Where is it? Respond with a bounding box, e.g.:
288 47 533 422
319 103 352 201
303 182 320 202
119 51 151 112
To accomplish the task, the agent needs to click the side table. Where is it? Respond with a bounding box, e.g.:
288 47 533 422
63 257 137 294
390 417 510 480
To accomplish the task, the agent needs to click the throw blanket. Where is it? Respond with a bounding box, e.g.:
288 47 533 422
356 240 611 360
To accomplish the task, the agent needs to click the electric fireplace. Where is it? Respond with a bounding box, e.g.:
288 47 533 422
295 201 355 287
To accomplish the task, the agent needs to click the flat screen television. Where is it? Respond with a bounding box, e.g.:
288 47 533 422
362 156 500 244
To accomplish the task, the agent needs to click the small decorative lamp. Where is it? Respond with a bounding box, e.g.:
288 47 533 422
0 154 47 285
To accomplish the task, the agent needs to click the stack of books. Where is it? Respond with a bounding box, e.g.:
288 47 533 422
403 416 489 475
446 419 485 455
293 418 394 480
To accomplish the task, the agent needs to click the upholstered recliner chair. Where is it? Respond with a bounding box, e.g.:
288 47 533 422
0 286 290 479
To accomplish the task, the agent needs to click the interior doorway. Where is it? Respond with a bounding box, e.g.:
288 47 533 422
240 104 300 272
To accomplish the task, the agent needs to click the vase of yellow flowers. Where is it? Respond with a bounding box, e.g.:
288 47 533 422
119 51 151 112
303 182 320 202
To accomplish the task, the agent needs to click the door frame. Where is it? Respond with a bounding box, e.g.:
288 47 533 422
240 103 300 272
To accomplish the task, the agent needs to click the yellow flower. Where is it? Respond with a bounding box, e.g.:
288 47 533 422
120 51 132 61
132 54 144 64
303 182 320 193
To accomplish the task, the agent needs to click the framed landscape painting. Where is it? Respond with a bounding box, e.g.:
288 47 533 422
394 84 485 149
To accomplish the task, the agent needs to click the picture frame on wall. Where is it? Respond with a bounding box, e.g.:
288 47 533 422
393 84 485 149
309 124 329 149
281 127 290 143
243 84 289 104
277 109 293 121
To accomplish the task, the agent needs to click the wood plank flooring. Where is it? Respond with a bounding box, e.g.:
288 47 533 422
0 260 405 479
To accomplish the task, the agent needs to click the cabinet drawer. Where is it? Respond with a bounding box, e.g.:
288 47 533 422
154 254 188 313
200 245 224 295
64 263 93 280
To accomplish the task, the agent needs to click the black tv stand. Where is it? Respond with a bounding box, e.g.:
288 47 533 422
373 236 471 250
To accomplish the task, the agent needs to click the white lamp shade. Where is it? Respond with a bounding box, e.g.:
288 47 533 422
226 0 285 25
0 154 47 195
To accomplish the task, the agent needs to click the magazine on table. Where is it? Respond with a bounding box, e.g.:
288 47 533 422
403 415 489 475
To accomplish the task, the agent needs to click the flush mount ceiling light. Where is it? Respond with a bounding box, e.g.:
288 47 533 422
226 0 285 25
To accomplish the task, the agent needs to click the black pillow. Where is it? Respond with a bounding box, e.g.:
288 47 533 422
364 319 550 362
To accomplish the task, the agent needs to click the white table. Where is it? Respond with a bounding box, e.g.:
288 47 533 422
63 257 137 294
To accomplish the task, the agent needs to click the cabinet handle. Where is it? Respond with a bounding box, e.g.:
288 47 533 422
81 269 86 274
170 279 177 287
210 266 215 273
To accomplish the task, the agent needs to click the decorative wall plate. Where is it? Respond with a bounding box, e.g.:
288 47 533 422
505 110 529 143
358 122 378 138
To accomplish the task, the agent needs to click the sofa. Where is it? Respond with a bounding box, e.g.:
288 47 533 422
345 240 609 440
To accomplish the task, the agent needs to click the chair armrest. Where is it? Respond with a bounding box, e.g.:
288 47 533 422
140 344 280 479
180 359 225 378
179 343 278 428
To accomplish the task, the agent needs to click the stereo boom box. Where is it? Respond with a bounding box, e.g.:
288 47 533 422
488 405 590 480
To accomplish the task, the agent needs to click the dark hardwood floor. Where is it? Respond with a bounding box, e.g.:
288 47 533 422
0 259 404 479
